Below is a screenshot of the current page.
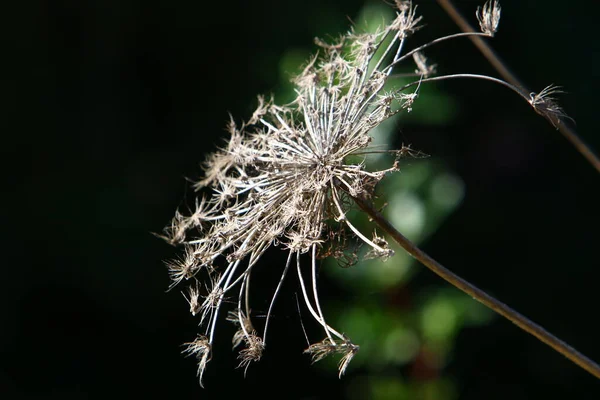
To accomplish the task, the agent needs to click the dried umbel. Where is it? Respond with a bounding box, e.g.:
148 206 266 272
160 0 567 386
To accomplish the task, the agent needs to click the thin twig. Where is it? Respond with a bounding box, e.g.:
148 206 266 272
436 0 600 173
351 193 600 379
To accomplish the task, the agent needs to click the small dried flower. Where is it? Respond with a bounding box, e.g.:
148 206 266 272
227 310 256 349
390 1 423 38
183 284 201 316
164 245 197 289
237 334 265 374
364 232 393 260
304 336 359 377
412 51 436 77
182 335 212 387
529 85 569 128
197 275 224 325
477 0 501 36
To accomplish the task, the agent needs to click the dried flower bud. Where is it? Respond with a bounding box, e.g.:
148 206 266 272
529 85 569 129
477 0 501 36
237 334 265 375
183 285 201 316
305 337 359 377
182 335 212 387
412 51 436 77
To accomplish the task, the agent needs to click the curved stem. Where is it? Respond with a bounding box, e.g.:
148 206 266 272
383 31 491 75
351 193 600 380
393 73 529 101
436 0 600 174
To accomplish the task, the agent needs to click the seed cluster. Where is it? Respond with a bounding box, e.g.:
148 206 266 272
159 0 563 385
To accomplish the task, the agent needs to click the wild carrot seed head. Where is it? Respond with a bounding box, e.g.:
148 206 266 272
160 0 567 385
161 1 461 385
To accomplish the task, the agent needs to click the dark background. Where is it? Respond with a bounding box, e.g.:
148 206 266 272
2 0 599 398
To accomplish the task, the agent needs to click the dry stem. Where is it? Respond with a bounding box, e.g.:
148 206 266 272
352 194 600 379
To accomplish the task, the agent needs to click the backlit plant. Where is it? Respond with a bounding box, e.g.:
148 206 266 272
158 0 599 386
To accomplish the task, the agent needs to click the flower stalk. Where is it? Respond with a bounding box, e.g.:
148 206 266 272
351 193 600 380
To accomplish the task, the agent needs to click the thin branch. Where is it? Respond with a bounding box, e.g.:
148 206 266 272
436 0 600 173
383 31 492 75
351 193 600 380
392 73 529 101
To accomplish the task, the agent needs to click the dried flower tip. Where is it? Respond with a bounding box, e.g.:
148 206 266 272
365 234 394 260
477 0 501 36
286 232 323 253
398 91 419 113
159 210 189 244
237 334 265 375
412 51 436 77
304 337 359 377
198 277 225 325
314 36 345 52
529 85 570 129
227 310 256 349
165 245 198 289
391 1 423 39
396 143 428 159
248 95 270 125
183 284 201 316
182 335 212 387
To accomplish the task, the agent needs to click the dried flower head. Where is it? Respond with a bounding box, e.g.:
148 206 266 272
160 0 568 385
161 2 423 383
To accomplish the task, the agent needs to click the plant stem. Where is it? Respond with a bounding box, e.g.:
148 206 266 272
436 0 600 174
351 194 600 379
